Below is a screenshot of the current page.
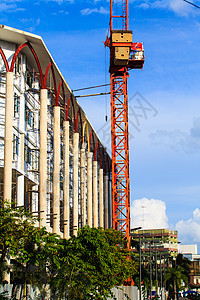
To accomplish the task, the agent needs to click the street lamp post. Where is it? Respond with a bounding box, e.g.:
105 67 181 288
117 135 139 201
150 242 152 300
130 227 142 300
160 252 163 300
139 234 142 300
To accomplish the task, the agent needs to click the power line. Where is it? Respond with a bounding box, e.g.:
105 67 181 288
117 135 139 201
75 92 111 98
72 83 110 92
182 0 200 9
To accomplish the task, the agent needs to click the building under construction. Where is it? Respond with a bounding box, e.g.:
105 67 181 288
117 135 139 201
0 25 112 237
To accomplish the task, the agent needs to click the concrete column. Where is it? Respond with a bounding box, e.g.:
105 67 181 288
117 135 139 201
87 152 93 227
63 120 70 239
104 175 109 229
17 176 24 207
108 179 112 228
39 89 47 228
73 132 79 236
4 72 14 203
93 160 98 227
80 148 86 227
17 133 25 207
99 168 104 228
53 106 60 234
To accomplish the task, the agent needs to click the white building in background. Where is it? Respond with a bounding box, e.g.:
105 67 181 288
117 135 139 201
179 244 200 261
0 24 112 238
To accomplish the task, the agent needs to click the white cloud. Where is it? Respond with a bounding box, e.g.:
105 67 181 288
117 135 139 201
135 0 194 16
131 198 169 230
149 118 200 155
0 1 25 13
176 208 200 245
81 6 109 15
46 0 73 3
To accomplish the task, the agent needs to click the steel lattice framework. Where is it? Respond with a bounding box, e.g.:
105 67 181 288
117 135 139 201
107 0 144 245
111 74 130 238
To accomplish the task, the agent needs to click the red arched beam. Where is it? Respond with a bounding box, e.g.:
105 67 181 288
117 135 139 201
74 107 83 143
9 42 43 87
89 131 95 154
27 42 43 86
62 82 65 112
66 96 71 121
94 142 102 167
50 64 57 101
55 80 62 106
0 48 9 72
43 61 59 106
65 95 76 124
99 146 103 169
43 62 52 88
94 141 99 161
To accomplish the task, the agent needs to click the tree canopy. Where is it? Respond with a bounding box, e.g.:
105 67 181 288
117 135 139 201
0 201 137 299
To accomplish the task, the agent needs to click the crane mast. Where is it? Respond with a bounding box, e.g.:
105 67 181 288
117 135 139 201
106 0 144 245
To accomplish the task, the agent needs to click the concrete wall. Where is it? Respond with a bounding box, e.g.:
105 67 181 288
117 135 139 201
108 286 139 300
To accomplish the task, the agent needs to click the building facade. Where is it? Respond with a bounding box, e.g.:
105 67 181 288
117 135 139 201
0 25 112 237
179 244 200 290
132 229 179 257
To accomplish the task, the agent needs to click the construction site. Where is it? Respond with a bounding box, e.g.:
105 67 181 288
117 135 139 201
0 0 144 241
0 1 147 298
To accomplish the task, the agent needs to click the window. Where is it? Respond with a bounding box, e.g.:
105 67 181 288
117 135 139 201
24 144 32 165
14 93 20 117
25 70 33 88
13 134 19 159
25 105 34 128
14 55 21 75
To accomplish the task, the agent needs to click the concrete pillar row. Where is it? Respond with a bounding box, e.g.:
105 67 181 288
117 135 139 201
63 120 70 239
104 175 109 229
93 160 98 227
39 89 48 227
53 106 60 234
99 168 104 228
17 133 25 207
80 148 86 227
87 152 93 227
108 179 112 229
73 132 79 236
4 72 14 203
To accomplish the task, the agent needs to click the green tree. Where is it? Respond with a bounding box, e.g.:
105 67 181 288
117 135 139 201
48 226 137 299
0 200 59 297
165 265 188 300
0 202 138 299
0 201 38 282
176 253 191 279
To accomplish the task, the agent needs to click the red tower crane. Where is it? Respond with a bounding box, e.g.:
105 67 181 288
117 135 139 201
105 0 145 246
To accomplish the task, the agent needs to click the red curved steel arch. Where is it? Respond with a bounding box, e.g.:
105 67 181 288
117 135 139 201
74 107 83 144
55 80 62 106
65 95 76 124
89 131 95 154
94 141 99 161
49 64 57 100
10 42 43 86
0 47 9 72
62 82 65 112
44 62 52 88
99 146 103 169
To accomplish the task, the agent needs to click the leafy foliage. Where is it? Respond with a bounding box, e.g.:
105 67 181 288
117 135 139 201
48 226 137 299
0 201 137 299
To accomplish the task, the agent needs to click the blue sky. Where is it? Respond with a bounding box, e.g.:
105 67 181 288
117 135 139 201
1 0 200 247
